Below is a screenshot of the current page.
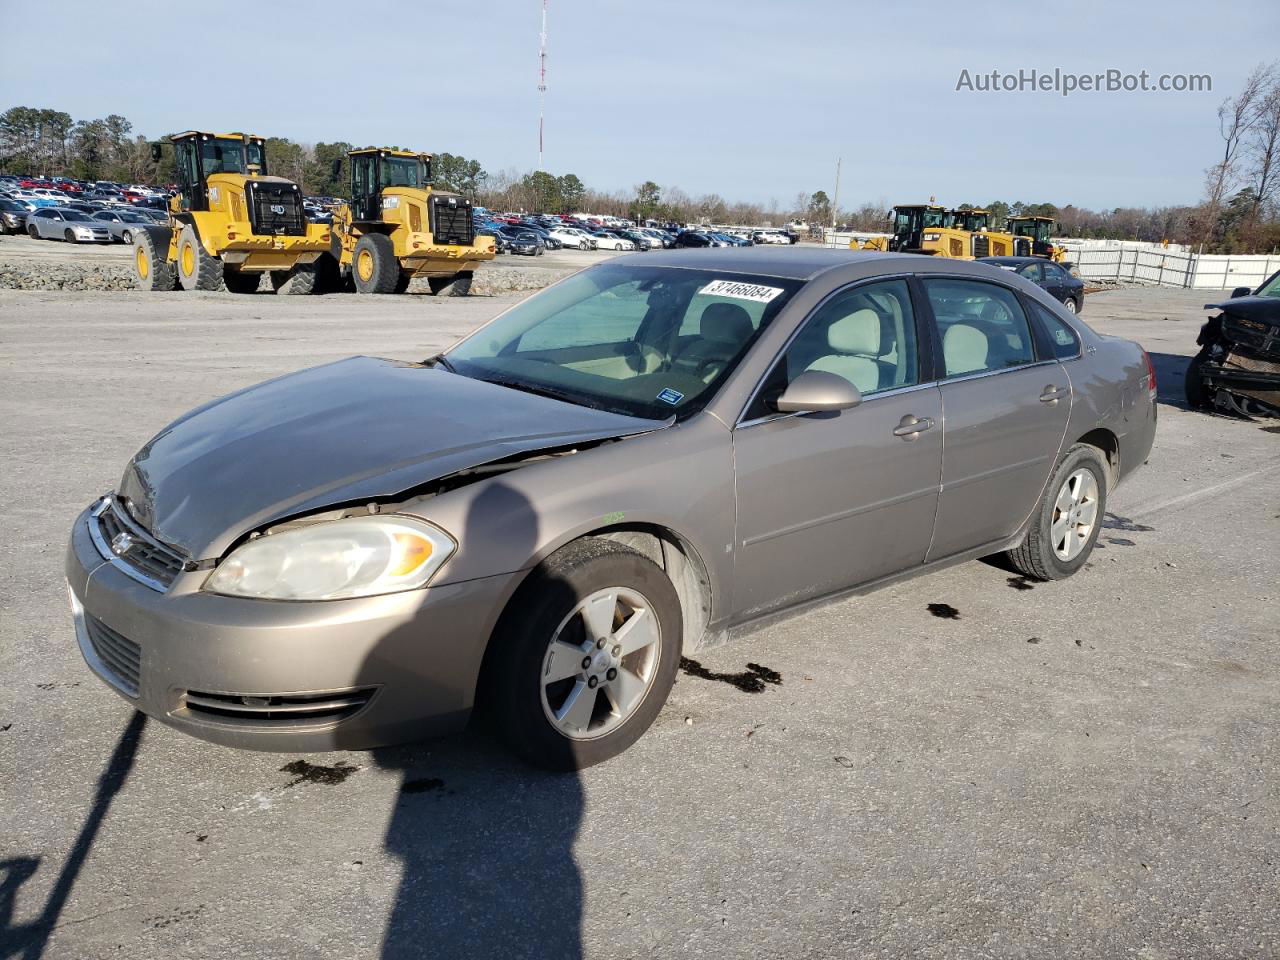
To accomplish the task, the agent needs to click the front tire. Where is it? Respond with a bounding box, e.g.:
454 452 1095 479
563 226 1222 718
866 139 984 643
351 233 399 294
176 225 222 291
132 229 178 291
1006 443 1108 581
485 538 682 771
27 224 39 239
64 229 78 244
1063 297 1078 315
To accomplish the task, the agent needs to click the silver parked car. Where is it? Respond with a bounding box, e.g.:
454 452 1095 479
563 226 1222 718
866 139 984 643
67 250 1157 769
91 208 156 243
26 206 112 243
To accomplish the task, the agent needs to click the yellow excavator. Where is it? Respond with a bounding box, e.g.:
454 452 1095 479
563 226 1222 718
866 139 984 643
1007 215 1067 262
854 204 1016 259
328 148 495 294
133 131 331 293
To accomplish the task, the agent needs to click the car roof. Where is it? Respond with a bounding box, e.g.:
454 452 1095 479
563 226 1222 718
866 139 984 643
633 247 921 279
978 256 1045 265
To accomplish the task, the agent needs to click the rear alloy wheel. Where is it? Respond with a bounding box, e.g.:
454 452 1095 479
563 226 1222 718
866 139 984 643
427 272 473 296
270 262 318 295
352 233 399 294
176 225 222 291
132 230 177 291
222 268 261 294
485 538 681 770
1006 443 1108 581
122 229 134 244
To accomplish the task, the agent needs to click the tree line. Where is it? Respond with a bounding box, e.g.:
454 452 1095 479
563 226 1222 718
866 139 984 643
3 79 1279 252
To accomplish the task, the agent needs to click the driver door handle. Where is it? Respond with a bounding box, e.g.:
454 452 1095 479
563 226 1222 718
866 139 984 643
1040 385 1068 404
893 415 935 439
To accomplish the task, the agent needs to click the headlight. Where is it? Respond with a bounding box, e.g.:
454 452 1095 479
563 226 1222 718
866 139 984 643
204 515 455 601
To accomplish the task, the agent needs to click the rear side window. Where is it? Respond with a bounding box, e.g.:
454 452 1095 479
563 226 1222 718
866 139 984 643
1027 299 1081 359
922 279 1036 376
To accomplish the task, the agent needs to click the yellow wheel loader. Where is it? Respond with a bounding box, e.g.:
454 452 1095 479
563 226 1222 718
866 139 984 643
1007 216 1067 262
133 132 331 294
328 148 495 295
854 205 1015 259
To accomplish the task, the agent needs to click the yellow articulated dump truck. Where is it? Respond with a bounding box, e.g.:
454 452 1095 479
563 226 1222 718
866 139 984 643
134 131 331 294
328 148 495 295
855 204 1016 259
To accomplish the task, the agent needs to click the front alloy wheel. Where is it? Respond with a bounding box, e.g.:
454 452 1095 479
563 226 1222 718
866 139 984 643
486 538 681 770
540 587 662 740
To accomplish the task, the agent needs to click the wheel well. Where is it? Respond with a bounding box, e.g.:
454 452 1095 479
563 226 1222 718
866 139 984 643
1076 427 1119 485
592 525 712 654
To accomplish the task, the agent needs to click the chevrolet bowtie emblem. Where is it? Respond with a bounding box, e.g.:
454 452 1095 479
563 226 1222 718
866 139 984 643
110 532 136 556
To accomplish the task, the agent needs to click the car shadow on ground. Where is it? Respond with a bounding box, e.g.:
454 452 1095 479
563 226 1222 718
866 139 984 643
361 480 586 960
0 711 148 960
1148 351 1194 409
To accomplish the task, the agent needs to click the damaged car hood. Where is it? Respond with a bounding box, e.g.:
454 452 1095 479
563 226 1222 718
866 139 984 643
117 356 663 559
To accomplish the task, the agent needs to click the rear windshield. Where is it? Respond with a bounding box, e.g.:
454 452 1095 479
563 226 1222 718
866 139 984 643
447 263 803 420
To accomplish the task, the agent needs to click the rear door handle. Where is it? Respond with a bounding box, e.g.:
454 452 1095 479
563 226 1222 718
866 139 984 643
1040 386 1068 403
893 415 935 439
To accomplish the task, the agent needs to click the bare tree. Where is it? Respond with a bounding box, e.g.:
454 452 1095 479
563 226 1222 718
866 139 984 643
1246 77 1280 227
1201 62 1275 245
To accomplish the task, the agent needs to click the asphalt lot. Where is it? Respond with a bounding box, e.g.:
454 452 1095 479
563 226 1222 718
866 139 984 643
1 282 1277 959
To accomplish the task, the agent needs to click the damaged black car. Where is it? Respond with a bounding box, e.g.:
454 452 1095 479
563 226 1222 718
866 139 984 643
1186 269 1280 417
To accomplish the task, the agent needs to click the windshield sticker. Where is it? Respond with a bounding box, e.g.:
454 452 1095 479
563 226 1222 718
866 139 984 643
698 279 784 304
656 387 684 405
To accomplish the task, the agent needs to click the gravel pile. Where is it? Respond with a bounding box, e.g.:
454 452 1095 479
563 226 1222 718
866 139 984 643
0 258 574 296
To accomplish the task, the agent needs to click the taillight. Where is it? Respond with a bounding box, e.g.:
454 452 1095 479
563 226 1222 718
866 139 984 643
1142 348 1157 402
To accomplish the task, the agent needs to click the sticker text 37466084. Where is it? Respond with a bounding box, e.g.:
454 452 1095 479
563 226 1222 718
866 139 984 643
697 279 784 304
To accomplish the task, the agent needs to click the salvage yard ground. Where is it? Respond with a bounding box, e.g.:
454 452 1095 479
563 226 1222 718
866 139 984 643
0 282 1277 959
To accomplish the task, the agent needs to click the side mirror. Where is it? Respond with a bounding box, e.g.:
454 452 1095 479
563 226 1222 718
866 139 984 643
149 143 162 162
774 370 863 414
1230 286 1252 299
330 157 342 179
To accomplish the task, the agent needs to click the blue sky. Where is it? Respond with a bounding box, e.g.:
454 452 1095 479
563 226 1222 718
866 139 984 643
1 0 1276 210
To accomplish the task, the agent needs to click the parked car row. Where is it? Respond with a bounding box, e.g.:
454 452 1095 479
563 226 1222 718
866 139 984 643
0 173 176 238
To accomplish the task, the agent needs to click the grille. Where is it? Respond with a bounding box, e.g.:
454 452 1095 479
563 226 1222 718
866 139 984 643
86 615 141 697
183 688 375 725
245 180 306 236
971 234 990 258
92 498 186 590
429 194 474 246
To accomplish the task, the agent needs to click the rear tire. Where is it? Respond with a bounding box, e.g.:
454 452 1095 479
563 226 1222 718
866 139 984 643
352 233 399 294
132 229 178 291
122 229 134 244
270 262 318 295
222 269 261 294
427 272 473 296
176 225 222 291
1006 443 1108 581
484 538 682 771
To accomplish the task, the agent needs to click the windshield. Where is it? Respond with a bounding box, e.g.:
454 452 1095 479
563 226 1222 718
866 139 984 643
446 264 803 420
1256 270 1280 298
201 137 248 175
381 156 424 188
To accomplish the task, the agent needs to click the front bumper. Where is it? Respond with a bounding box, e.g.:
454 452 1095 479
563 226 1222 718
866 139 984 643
66 504 518 752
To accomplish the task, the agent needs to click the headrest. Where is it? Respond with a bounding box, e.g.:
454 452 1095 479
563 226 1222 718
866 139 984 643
943 324 988 375
827 309 881 355
700 302 753 344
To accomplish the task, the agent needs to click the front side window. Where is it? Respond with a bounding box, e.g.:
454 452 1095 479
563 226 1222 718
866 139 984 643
1018 262 1044 282
447 265 802 420
1256 270 1280 298
749 279 919 420
923 279 1036 377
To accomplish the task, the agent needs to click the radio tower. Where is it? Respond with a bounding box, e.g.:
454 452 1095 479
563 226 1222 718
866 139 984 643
538 0 548 171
